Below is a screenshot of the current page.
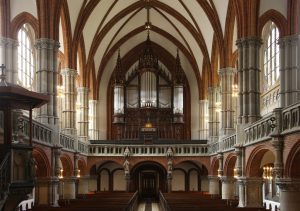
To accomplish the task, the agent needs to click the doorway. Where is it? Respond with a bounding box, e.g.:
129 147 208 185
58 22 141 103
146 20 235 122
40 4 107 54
141 171 157 198
131 161 167 199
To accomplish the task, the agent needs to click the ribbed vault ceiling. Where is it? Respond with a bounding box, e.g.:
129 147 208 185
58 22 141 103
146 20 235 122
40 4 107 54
59 0 233 98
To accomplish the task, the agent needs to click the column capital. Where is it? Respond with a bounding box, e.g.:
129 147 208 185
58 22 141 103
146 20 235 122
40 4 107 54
36 176 60 184
217 152 224 160
237 177 263 185
276 178 300 192
60 68 78 76
60 176 78 183
278 34 300 46
208 86 220 93
218 67 237 76
77 86 89 93
0 37 19 47
220 176 236 184
35 38 60 50
208 175 220 181
236 37 263 47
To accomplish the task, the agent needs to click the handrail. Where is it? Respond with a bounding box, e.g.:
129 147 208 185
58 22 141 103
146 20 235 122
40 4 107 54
124 191 139 211
159 191 171 211
0 153 10 200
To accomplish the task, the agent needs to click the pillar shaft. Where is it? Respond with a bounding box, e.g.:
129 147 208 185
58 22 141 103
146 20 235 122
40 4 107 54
220 176 236 199
61 68 77 136
208 175 220 195
276 178 300 211
0 37 18 84
208 87 220 142
88 100 99 139
61 177 77 199
78 176 89 194
279 35 300 107
35 38 60 125
236 37 262 125
238 177 263 207
35 177 59 207
199 100 209 139
77 87 89 141
219 68 236 136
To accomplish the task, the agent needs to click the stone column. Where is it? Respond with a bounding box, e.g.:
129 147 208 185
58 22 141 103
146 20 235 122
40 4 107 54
77 176 89 194
61 177 77 199
77 87 89 142
234 145 244 177
61 68 77 136
35 177 59 207
276 178 300 211
217 153 224 177
208 87 220 142
279 35 300 107
73 152 79 177
236 37 262 125
35 38 60 125
208 175 220 195
88 100 99 139
219 67 236 136
238 177 263 207
220 176 236 199
0 37 18 84
53 145 62 177
199 100 209 139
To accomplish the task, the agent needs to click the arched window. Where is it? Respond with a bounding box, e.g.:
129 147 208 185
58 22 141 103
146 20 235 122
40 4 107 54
261 22 280 116
263 22 280 90
17 24 35 89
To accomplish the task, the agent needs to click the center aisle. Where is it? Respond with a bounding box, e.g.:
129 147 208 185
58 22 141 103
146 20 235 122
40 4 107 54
137 200 161 211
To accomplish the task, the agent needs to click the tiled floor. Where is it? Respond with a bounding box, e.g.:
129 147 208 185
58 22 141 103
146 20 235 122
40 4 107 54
137 201 161 211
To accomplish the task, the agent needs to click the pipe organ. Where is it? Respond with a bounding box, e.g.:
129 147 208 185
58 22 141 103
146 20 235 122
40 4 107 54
111 36 187 140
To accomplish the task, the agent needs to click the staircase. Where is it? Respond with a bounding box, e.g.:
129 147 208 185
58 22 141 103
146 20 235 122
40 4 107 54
0 153 10 210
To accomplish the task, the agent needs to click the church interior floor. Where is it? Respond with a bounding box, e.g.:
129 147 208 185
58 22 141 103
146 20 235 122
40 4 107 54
137 199 161 211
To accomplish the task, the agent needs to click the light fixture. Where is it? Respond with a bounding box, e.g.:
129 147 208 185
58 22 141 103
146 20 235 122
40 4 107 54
263 166 273 180
233 168 238 178
59 168 64 179
232 84 238 97
76 169 81 178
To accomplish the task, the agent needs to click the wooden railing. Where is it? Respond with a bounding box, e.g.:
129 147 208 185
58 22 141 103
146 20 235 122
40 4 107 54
124 191 139 211
159 191 171 211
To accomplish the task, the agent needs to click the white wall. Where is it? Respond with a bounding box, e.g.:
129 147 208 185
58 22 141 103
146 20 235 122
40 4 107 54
172 170 185 191
113 170 126 191
189 170 198 191
201 177 209 192
100 171 109 191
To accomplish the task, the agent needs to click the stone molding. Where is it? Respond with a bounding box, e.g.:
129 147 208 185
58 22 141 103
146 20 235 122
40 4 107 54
218 67 237 76
0 37 19 47
35 38 60 50
276 178 300 192
220 176 236 184
60 68 78 76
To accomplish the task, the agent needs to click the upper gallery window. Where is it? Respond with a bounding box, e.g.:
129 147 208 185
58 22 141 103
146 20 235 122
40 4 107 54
263 22 280 91
17 24 35 89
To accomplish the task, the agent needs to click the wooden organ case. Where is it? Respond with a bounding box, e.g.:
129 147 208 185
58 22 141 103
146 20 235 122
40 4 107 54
110 37 189 140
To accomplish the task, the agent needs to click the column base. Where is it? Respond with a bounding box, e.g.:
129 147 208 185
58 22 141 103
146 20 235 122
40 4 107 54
208 175 220 196
35 177 60 207
276 178 300 211
238 177 263 208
